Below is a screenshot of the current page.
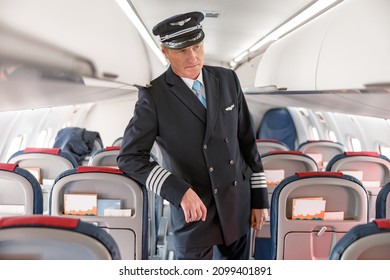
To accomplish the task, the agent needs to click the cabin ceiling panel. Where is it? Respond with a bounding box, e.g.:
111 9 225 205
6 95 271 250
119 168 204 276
130 0 313 65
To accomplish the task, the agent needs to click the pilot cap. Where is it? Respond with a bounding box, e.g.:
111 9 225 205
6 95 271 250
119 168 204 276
152 11 205 49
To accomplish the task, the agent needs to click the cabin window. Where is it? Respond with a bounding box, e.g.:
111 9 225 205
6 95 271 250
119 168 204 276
5 135 25 161
349 136 362 152
379 145 390 159
328 130 338 142
37 128 53 147
310 126 320 140
37 129 48 147
48 138 56 148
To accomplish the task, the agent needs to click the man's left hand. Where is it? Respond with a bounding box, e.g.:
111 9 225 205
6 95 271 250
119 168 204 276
251 208 268 230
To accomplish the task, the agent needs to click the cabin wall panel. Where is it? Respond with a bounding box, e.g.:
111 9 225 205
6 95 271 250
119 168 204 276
288 108 313 149
352 116 390 153
331 113 367 151
81 97 137 147
0 111 22 162
0 109 50 161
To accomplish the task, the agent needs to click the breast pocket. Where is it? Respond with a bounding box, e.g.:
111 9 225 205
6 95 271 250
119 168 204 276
221 101 238 124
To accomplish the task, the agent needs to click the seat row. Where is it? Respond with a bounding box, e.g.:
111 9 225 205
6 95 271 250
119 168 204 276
2 142 390 260
257 139 347 170
253 171 390 260
259 148 390 221
254 143 390 260
0 145 164 260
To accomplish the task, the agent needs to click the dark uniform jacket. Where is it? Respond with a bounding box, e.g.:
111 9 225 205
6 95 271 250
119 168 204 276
117 65 268 248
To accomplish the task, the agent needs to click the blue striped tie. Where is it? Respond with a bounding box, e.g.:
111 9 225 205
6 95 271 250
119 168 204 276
192 80 207 108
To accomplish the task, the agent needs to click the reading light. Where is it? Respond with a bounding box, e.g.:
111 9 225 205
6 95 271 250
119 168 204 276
115 0 168 67
231 0 341 67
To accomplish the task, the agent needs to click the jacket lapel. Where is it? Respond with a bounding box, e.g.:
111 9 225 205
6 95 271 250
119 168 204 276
166 67 207 124
203 67 220 144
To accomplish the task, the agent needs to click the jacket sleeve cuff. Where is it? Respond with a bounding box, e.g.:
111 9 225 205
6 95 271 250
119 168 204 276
250 172 269 209
158 172 191 208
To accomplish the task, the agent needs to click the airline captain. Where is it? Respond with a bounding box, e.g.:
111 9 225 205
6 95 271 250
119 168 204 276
118 11 269 260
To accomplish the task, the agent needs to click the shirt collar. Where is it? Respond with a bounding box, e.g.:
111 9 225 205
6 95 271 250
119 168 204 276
181 70 203 89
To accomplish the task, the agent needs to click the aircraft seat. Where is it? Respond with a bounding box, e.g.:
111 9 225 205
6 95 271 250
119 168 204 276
261 151 318 202
112 137 123 147
253 151 318 260
52 127 103 166
49 166 148 260
257 108 297 150
7 148 78 177
89 141 168 259
376 181 390 219
298 140 346 170
256 139 289 155
329 219 390 260
7 147 78 214
326 151 390 221
0 163 43 215
0 215 121 259
270 171 368 260
88 146 120 167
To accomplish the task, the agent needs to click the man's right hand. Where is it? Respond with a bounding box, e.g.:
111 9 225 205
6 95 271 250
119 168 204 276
180 188 207 223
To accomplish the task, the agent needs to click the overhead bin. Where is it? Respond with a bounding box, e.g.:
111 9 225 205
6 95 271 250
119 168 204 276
0 0 151 86
255 0 390 91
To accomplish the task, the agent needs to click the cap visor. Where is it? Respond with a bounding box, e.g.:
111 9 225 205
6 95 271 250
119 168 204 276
162 30 204 49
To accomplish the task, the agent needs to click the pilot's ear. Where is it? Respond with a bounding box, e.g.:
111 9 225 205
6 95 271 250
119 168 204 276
161 45 166 53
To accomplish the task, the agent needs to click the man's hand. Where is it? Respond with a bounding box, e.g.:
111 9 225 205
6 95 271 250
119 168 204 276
251 208 268 230
180 188 207 223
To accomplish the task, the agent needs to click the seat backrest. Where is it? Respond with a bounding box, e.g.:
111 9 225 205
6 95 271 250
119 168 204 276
376 181 390 219
0 163 43 215
49 166 148 260
257 108 297 150
7 148 78 214
100 141 166 259
270 171 368 260
112 137 123 147
256 139 289 155
0 215 121 259
261 151 318 201
52 127 103 166
329 219 390 260
298 140 346 170
326 151 390 221
88 146 120 167
252 152 318 260
7 148 78 182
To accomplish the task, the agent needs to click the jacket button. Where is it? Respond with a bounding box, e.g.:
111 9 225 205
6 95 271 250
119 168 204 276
233 181 237 186
224 138 229 143
203 144 208 150
214 188 218 194
209 167 214 172
229 160 234 165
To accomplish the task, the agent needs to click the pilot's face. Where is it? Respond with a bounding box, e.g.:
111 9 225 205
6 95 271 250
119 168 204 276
162 42 204 80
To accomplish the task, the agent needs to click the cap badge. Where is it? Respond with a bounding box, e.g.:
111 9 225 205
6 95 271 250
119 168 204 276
170 17 191 26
